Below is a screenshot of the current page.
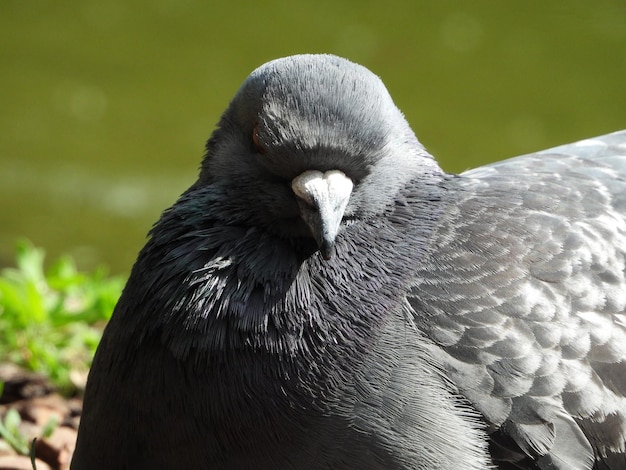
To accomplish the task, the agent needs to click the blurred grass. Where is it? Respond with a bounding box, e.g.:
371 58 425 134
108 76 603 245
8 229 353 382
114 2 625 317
1 0 625 273
0 240 124 394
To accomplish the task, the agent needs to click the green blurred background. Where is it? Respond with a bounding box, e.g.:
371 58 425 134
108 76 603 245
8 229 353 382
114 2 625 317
1 0 625 274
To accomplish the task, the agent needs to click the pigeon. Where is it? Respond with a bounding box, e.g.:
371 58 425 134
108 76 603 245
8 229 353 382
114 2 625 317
71 54 626 470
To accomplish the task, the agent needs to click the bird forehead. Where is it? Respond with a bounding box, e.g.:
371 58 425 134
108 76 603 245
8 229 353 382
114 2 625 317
291 170 353 206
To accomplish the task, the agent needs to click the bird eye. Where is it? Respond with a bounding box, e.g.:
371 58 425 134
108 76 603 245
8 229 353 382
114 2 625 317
252 123 267 155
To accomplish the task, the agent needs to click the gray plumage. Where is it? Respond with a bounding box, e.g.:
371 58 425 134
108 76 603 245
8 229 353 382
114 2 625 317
71 54 626 469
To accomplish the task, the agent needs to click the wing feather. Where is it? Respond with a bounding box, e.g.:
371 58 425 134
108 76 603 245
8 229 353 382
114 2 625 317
407 130 626 467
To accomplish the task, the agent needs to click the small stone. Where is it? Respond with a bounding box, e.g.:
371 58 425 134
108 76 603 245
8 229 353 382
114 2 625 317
0 438 17 457
35 426 77 469
18 395 68 427
0 364 54 404
0 454 51 470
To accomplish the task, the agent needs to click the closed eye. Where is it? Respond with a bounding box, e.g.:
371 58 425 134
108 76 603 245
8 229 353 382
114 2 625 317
252 123 267 155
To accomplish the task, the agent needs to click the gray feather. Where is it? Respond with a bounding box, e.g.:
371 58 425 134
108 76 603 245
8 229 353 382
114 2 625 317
410 133 626 468
72 54 626 470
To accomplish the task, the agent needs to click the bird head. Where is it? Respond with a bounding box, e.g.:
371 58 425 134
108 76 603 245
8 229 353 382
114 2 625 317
197 54 440 259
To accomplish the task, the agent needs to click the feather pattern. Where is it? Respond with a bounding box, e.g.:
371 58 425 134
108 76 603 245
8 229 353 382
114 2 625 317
72 54 626 470
410 134 626 468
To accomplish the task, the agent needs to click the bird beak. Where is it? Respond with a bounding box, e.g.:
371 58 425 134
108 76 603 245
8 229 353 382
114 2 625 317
292 170 353 260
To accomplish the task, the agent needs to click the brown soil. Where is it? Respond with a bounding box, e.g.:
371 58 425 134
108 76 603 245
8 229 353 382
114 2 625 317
0 364 80 470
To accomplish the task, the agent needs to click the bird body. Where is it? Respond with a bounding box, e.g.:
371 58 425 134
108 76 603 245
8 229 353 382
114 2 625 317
72 55 626 469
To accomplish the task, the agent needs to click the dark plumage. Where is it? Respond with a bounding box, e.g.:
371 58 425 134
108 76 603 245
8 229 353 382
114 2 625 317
71 54 626 470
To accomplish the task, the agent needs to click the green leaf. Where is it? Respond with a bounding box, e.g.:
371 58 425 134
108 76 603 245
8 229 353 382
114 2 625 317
14 240 46 286
0 239 125 394
30 438 38 470
4 407 22 431
0 408 30 455
41 416 58 438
